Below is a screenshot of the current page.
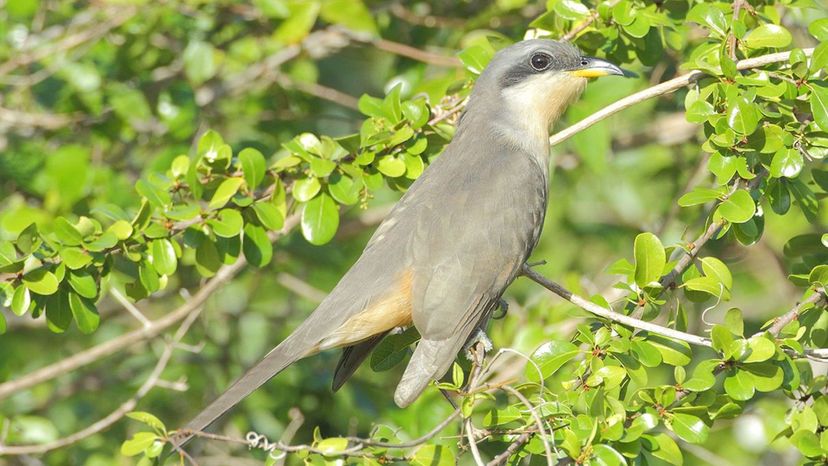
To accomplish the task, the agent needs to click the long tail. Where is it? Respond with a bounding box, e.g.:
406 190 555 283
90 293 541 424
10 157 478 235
172 333 312 447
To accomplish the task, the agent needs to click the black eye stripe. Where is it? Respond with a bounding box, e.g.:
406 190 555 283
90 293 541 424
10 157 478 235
530 52 552 71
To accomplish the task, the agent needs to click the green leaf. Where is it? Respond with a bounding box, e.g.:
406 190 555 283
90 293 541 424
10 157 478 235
745 362 783 392
591 444 626 466
243 224 273 267
328 173 361 205
677 188 723 207
16 223 40 254
683 360 718 392
68 270 97 299
809 265 828 286
770 149 804 178
717 190 755 223
411 445 454 466
209 177 244 209
301 193 339 245
687 3 727 36
742 24 792 49
648 335 692 366
724 308 744 336
209 209 244 238
377 155 407 178
11 286 31 316
669 413 709 444
316 437 348 456
588 365 627 389
135 179 171 209
742 335 776 363
371 327 420 371
711 325 735 355
195 240 222 277
554 0 589 20
293 177 321 202
171 155 190 178
791 429 822 457
457 44 494 75
402 101 429 129
723 369 755 400
60 247 92 270
700 256 732 290
239 148 266 190
126 411 167 433
45 291 71 332
645 433 683 465
808 18 828 40
631 340 662 367
69 292 99 333
526 340 580 382
151 239 177 276
121 432 159 456
727 98 760 135
483 406 522 427
108 220 133 240
139 262 160 293
252 202 284 231
53 217 84 246
810 85 828 131
633 232 666 287
23 269 59 295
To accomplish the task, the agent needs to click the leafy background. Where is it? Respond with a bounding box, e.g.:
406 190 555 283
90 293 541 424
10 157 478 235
0 0 826 465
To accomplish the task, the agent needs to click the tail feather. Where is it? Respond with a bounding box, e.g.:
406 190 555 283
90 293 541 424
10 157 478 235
332 332 388 391
172 336 310 447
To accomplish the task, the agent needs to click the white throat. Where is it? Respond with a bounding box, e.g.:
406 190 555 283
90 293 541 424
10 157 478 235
499 72 587 163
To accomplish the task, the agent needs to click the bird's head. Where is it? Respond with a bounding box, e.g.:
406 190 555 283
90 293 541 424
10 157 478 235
466 39 625 148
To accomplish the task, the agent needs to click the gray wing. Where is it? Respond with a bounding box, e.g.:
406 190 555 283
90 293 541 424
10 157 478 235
392 139 548 407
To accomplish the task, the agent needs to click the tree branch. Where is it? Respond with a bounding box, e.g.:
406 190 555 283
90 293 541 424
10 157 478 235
520 265 714 348
0 215 300 401
548 48 814 147
0 281 206 455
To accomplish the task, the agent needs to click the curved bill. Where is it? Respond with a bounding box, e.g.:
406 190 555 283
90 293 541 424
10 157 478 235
568 57 626 78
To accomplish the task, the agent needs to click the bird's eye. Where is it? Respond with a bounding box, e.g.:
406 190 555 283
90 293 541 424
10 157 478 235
580 58 589 66
530 53 552 71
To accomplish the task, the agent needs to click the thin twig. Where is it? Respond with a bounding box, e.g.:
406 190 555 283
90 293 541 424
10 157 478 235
561 11 599 41
110 287 152 328
500 386 554 466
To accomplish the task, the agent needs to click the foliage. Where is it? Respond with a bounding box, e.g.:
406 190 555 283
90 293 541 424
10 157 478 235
0 0 826 465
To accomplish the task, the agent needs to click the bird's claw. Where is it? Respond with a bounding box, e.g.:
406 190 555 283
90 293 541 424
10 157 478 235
492 298 509 319
463 329 492 361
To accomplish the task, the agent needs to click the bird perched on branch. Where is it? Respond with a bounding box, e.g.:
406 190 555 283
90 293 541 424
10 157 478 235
176 39 624 446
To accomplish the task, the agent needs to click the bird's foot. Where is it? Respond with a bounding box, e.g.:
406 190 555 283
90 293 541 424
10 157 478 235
463 329 492 361
521 260 547 275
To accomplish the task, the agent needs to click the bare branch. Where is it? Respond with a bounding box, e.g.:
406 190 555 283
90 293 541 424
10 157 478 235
0 282 206 455
520 264 714 349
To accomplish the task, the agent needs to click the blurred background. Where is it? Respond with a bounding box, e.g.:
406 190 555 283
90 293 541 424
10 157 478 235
0 0 825 465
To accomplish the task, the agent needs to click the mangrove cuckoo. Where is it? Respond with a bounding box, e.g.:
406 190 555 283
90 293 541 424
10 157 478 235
179 39 624 442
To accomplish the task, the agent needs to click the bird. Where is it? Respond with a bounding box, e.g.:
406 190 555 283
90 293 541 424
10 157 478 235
175 38 624 446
